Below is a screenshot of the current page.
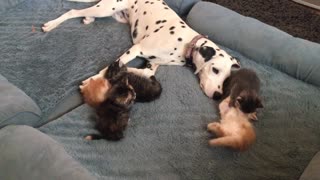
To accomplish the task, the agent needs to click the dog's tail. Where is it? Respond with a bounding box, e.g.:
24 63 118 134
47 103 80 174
67 0 99 3
209 136 251 151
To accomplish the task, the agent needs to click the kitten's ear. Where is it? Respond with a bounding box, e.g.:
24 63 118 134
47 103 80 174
236 96 243 103
256 98 264 108
235 96 242 108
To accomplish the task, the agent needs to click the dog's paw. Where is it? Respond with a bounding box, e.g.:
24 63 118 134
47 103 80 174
83 17 95 25
42 20 60 32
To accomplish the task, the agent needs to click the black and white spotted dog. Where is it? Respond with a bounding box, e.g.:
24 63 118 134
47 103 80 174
42 0 240 99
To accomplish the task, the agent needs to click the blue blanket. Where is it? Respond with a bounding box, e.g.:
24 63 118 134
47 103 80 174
40 46 320 180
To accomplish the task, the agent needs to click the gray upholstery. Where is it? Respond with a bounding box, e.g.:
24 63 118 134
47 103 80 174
0 74 41 128
0 0 25 13
0 125 95 180
300 151 320 180
187 2 320 87
0 0 199 126
165 0 200 16
0 0 320 179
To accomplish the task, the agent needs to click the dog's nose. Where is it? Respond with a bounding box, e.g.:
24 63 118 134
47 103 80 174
212 91 222 100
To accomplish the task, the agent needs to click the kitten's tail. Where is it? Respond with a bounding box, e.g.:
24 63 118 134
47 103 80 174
209 136 251 151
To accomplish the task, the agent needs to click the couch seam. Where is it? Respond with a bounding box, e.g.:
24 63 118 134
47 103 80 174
0 111 42 128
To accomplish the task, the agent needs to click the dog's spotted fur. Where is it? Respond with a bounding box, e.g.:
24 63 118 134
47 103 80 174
43 0 240 98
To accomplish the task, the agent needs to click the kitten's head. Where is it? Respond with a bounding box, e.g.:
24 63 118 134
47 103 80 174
235 90 263 114
106 74 136 108
105 60 128 84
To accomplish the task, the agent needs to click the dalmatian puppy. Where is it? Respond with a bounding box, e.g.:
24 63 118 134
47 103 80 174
42 0 240 99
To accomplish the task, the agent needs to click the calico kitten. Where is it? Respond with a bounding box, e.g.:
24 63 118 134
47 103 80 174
85 75 135 141
207 96 256 151
223 68 263 119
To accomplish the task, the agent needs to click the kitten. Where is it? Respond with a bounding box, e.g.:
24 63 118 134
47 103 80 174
80 78 111 108
85 75 136 141
105 60 162 102
222 68 263 119
80 61 162 141
207 96 256 151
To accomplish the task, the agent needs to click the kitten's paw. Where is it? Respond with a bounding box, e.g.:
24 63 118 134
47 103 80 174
248 112 258 121
207 122 220 132
84 135 93 140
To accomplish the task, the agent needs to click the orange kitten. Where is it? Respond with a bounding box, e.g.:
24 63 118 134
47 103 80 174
80 77 110 108
207 96 256 151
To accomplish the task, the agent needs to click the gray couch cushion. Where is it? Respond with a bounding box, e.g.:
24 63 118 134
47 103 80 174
187 2 320 87
300 151 320 180
165 0 200 16
0 0 25 13
0 74 41 128
0 125 95 180
0 0 199 124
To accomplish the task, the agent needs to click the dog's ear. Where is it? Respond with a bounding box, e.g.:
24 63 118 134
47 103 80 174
231 57 241 70
199 46 216 62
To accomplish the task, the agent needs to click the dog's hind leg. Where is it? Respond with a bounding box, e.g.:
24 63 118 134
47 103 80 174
42 0 129 32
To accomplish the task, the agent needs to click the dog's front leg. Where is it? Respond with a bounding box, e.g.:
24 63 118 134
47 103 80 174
42 0 129 32
82 44 143 85
127 63 159 78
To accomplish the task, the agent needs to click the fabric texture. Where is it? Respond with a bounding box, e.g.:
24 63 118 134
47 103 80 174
0 0 199 125
40 45 320 180
300 151 320 180
0 74 41 128
186 2 320 87
0 0 25 13
0 125 95 180
0 0 132 123
165 0 200 16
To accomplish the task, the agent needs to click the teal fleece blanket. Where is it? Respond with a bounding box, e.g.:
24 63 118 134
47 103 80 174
40 46 320 180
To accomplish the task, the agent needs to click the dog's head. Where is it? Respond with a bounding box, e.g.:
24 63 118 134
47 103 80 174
193 46 240 100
